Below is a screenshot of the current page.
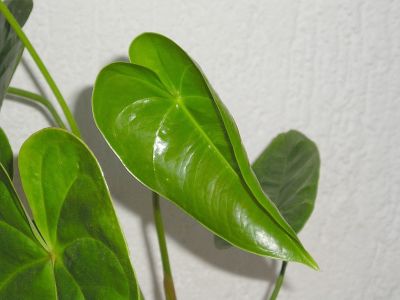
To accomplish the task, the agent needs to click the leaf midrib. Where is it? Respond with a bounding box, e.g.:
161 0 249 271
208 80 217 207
125 51 308 258
144 51 243 183
276 146 317 210
132 43 243 184
178 99 241 181
145 93 243 187
144 66 294 236
274 136 290 209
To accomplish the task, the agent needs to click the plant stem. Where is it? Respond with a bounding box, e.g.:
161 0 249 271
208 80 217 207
269 261 288 300
7 87 66 129
152 192 177 300
0 2 81 137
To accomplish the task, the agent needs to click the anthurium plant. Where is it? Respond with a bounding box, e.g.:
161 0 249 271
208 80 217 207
0 1 320 299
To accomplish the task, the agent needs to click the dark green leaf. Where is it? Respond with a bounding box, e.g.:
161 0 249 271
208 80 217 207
0 127 13 177
252 130 320 233
0 128 141 299
92 33 318 269
0 163 53 299
0 0 33 106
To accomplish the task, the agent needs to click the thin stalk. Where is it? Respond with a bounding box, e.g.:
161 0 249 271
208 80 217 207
152 192 177 300
7 87 66 129
269 261 288 300
0 2 81 137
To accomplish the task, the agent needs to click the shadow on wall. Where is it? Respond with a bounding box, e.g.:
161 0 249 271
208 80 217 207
73 85 281 299
8 59 59 127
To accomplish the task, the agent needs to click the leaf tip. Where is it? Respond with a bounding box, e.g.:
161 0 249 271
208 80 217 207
303 252 319 271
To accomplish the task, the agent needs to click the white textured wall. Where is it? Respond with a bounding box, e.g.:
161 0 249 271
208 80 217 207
1 0 399 299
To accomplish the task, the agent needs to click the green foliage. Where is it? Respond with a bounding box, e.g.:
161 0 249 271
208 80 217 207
0 128 141 299
0 0 32 106
92 32 318 269
1 1 321 297
214 130 320 249
253 130 320 233
0 127 13 177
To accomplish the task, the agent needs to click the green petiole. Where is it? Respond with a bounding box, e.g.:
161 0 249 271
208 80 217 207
269 261 288 300
152 192 177 300
0 2 81 137
7 86 66 129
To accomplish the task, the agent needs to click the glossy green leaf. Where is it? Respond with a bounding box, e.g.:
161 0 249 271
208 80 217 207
252 130 320 233
0 0 33 106
0 128 141 299
0 127 13 177
214 130 320 248
92 33 318 269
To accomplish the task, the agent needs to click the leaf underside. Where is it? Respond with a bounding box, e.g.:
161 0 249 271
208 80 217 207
0 0 33 106
0 128 141 299
252 130 320 233
93 32 318 269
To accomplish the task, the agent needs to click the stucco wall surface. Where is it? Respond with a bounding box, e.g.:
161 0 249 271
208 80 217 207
1 0 399 299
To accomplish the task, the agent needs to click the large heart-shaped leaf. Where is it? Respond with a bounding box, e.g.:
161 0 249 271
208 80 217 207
0 0 33 106
0 127 13 177
252 130 320 233
92 33 317 269
0 128 141 299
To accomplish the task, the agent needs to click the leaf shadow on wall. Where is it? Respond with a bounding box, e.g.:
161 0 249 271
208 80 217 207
6 59 56 127
73 85 284 300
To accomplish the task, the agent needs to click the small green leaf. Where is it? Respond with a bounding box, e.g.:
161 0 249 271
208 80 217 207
93 32 318 269
0 128 141 299
252 130 320 233
0 127 13 177
0 0 33 106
